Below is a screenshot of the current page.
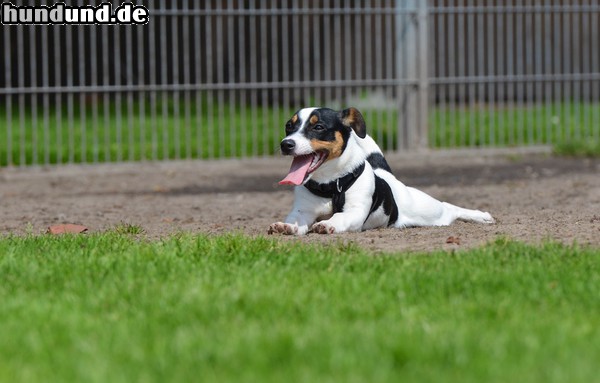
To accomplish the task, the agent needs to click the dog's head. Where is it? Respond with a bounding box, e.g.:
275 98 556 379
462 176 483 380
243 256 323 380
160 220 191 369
278 107 366 186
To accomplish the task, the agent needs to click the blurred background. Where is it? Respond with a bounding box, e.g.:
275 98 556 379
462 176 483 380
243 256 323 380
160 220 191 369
1 0 599 166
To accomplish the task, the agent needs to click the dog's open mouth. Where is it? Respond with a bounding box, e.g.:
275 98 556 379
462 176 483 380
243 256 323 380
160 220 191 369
279 151 328 186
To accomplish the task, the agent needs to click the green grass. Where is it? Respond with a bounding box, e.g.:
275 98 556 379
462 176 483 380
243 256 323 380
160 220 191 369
5 99 598 166
430 102 600 149
1 233 599 382
0 100 398 166
553 139 600 157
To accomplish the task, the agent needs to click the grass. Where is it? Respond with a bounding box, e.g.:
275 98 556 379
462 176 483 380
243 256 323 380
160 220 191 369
553 139 600 157
3 100 599 166
430 102 600 149
1 233 599 382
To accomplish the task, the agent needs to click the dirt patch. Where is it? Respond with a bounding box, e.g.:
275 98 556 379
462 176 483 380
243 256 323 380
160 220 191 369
1 150 599 252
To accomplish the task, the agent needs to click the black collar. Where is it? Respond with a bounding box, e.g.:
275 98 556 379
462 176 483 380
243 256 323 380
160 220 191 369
304 162 366 213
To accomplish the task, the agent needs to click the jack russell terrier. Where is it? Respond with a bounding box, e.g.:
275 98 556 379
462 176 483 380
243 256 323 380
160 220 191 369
268 107 494 235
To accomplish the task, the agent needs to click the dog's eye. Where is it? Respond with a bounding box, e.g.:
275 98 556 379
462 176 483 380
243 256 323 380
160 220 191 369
285 121 293 133
313 124 325 131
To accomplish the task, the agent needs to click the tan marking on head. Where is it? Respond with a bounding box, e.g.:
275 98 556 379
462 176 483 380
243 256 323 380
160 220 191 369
309 131 344 160
291 114 298 124
309 115 319 125
340 107 366 138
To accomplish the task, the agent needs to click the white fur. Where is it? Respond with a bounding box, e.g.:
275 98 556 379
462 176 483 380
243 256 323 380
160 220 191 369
269 109 494 235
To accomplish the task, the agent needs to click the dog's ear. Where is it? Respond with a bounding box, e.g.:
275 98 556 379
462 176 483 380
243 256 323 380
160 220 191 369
339 107 366 138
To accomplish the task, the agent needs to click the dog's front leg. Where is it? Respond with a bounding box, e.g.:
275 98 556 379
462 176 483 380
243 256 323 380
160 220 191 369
310 181 373 234
268 187 331 236
310 208 366 234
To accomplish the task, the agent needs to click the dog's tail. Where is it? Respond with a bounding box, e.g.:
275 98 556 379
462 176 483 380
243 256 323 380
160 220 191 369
442 202 495 224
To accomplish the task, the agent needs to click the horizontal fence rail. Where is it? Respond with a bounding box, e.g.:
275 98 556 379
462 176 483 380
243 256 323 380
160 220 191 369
0 0 599 166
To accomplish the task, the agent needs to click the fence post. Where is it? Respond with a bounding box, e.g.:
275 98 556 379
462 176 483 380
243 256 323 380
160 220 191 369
396 0 429 151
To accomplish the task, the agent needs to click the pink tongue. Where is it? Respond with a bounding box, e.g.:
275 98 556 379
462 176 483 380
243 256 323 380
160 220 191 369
279 154 313 186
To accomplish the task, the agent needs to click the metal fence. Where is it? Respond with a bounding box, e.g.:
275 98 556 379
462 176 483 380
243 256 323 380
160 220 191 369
1 0 599 166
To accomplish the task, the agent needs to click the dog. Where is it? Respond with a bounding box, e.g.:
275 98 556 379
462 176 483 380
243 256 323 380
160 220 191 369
268 107 494 235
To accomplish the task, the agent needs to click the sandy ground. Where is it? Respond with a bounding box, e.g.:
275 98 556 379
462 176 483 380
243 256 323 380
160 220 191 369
1 149 599 252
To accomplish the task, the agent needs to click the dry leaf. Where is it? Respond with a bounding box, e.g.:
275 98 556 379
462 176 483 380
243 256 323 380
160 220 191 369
47 224 88 235
446 236 461 245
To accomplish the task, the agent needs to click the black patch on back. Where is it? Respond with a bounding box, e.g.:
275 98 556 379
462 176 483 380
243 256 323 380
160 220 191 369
367 175 399 226
366 152 393 173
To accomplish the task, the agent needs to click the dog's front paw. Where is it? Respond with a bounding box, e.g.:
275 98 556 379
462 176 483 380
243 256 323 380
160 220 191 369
310 222 336 234
268 222 298 235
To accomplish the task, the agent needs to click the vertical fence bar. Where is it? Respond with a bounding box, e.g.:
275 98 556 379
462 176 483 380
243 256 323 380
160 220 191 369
271 0 281 153
572 1 581 140
447 0 456 147
417 0 429 149
376 2 384 150
333 0 342 112
323 0 332 107
497 2 505 146
302 0 311 107
384 0 393 151
593 0 600 140
17 25 25 166
397 0 420 149
216 4 224 158
4 28 12 166
582 0 591 137
435 1 446 148
126 20 134 161
29 26 38 165
515 1 524 145
525 3 533 145
78 12 87 163
137 20 146 161
562 2 571 143
454 0 468 146
54 27 62 164
476 2 486 147
570 0 583 140
366 3 384 144
226 0 237 157
41 26 50 165
249 1 259 156
534 2 543 143
544 0 552 144
487 2 495 147
466 0 475 147
238 2 248 157
260 0 269 157
205 5 214 158
171 3 181 160
150 2 159 161
183 1 192 160
113 27 123 162
194 3 203 159
505 0 514 146
552 1 561 144
160 0 169 160
102 24 110 162
90 24 98 163
66 25 75 164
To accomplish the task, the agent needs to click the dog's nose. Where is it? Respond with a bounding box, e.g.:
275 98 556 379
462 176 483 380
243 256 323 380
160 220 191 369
280 139 296 154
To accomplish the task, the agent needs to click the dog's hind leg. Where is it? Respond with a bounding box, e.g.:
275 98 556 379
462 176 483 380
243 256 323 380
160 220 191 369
439 202 495 225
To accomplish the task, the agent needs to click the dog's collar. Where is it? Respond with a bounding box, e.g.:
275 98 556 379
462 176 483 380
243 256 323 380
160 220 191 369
304 162 366 213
